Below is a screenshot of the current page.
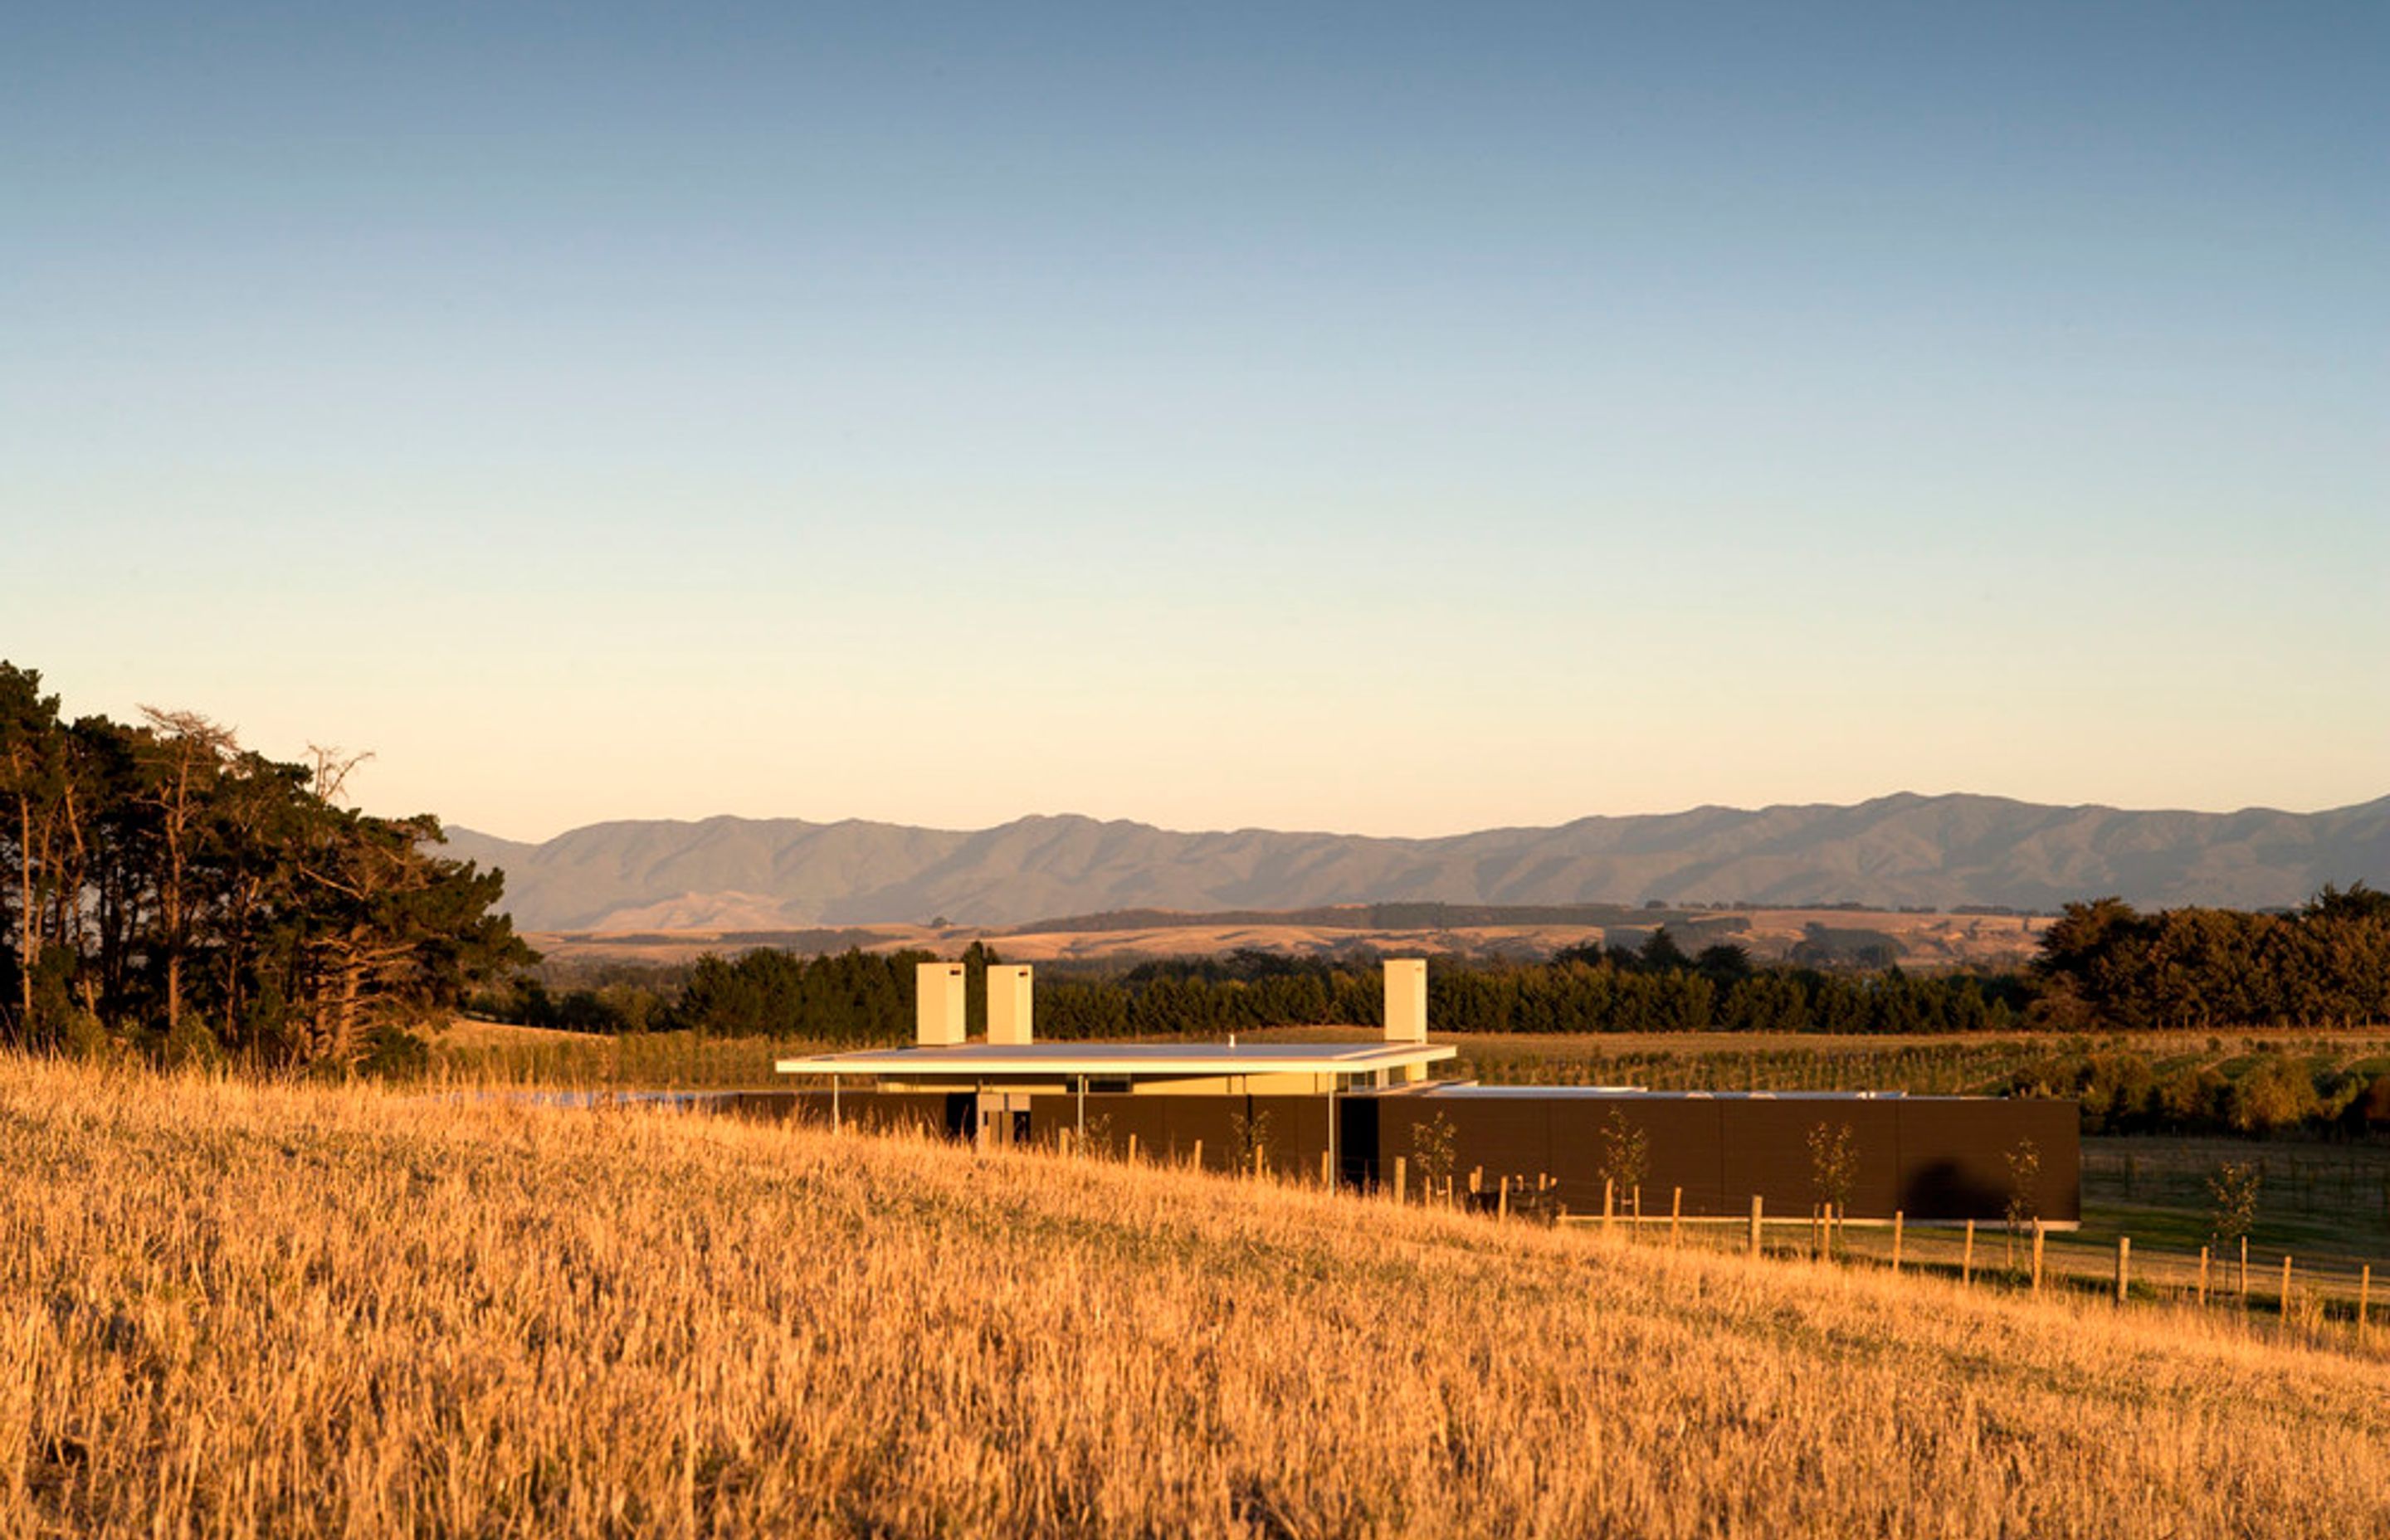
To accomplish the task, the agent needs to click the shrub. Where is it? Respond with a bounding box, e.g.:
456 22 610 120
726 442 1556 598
2227 1056 2319 1133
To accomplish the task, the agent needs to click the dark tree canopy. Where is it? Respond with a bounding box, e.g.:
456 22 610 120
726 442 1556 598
0 661 531 1069
2032 890 2390 1031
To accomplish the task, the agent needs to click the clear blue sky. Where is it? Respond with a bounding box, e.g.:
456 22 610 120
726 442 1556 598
5 2 2383 840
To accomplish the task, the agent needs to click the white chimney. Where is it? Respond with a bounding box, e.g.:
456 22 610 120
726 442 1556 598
988 964 1034 1045
916 961 967 1046
1383 958 1427 1042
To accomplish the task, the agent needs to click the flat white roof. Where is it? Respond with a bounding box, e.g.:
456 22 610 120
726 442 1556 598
776 1040 1456 1079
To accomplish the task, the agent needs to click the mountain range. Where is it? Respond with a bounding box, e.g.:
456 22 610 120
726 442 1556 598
437 792 2390 933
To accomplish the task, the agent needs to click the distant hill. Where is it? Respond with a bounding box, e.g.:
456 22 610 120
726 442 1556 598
435 792 2390 933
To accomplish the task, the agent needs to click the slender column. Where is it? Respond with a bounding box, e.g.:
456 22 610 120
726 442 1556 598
1328 1076 1339 1190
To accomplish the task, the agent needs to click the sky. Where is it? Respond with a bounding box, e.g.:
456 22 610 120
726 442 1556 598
4 2 2384 841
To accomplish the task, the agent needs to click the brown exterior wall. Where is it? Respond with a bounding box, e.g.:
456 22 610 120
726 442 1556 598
1895 1097 2079 1223
1366 1094 2078 1223
1022 1092 1334 1174
755 1086 2079 1224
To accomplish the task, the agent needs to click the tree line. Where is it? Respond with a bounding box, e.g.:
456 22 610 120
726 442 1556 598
2032 886 2390 1031
485 885 2390 1045
485 935 2034 1040
1030 942 2034 1037
475 942 1000 1044
0 663 529 1069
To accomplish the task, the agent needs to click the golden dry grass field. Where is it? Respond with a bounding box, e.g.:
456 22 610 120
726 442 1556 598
7 1055 2390 1538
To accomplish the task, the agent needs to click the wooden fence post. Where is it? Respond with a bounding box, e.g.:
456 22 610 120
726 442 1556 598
2359 1265 2372 1343
1252 1147 1263 1181
1393 1156 1407 1205
2115 1236 2130 1304
1060 1127 1073 1158
2240 1236 2250 1301
1602 1179 1614 1238
2031 1221 2045 1294
1471 1167 1483 1196
1321 1148 1332 1187
1632 1185 1642 1221
1962 1220 1975 1285
1892 1211 1904 1277
1499 1176 1510 1221
1749 1194 1763 1258
2198 1245 2210 1307
1126 1133 1138 1164
1670 1187 1682 1248
2281 1255 2293 1320
1191 1138 1202 1172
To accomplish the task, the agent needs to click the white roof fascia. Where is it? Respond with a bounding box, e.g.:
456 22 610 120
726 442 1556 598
774 1042 1456 1079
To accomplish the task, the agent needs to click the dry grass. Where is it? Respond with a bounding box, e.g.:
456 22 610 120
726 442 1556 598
425 1020 803 1088
6 1055 2388 1538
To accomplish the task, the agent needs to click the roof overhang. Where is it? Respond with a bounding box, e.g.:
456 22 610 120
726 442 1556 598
775 1040 1456 1081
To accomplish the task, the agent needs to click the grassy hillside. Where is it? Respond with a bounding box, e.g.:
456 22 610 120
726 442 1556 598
7 1057 2389 1537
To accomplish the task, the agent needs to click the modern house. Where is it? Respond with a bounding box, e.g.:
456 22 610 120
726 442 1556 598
773 960 2078 1225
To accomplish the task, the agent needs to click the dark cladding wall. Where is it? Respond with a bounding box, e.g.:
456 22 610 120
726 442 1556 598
748 1086 2077 1224
1368 1094 2080 1223
1023 1093 1334 1177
